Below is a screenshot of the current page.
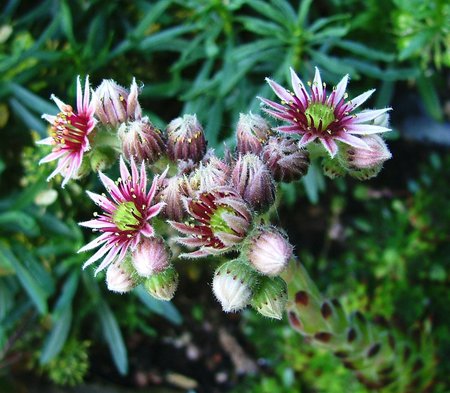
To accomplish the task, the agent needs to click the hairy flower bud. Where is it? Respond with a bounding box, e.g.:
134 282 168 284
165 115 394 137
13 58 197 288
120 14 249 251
236 112 272 155
144 266 179 301
342 135 392 170
322 156 346 179
261 136 310 182
166 114 207 162
231 153 275 210
157 176 188 221
248 227 293 276
188 156 231 193
212 260 257 313
106 259 138 293
251 276 287 320
132 237 171 277
93 78 142 128
119 117 166 164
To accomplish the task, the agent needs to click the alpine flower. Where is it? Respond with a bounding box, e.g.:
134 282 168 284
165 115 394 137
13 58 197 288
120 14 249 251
260 67 391 158
78 156 165 274
38 76 97 187
169 188 252 258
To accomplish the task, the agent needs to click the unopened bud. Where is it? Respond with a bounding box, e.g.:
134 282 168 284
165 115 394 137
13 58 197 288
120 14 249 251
106 259 138 293
166 114 207 162
119 117 166 164
231 153 275 210
89 146 117 173
93 78 142 128
322 155 346 179
261 136 310 182
188 156 231 193
342 135 392 171
157 176 188 221
236 112 272 155
248 227 292 276
212 260 257 313
132 237 171 277
251 276 287 319
143 266 178 301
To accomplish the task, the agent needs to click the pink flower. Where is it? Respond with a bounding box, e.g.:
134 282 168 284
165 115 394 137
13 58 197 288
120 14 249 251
38 76 97 187
169 188 252 258
259 68 391 158
78 156 165 274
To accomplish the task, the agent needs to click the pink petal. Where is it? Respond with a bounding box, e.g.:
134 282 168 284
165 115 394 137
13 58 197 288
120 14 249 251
82 241 116 269
265 78 293 103
346 124 391 135
290 67 309 106
94 245 123 274
328 74 349 106
312 67 324 101
275 125 302 134
86 190 116 212
258 96 286 111
320 137 338 158
298 133 317 147
262 108 292 121
348 89 375 111
119 156 131 182
39 149 66 164
36 136 54 145
83 76 90 112
334 133 371 150
79 219 115 229
147 201 165 218
51 94 67 113
99 171 124 203
352 108 391 124
78 232 111 252
141 223 154 237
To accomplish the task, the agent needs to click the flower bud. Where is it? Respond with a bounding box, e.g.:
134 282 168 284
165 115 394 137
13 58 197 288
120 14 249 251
106 259 138 293
248 227 292 276
261 136 310 182
93 78 142 128
322 156 346 179
236 112 272 155
157 175 188 221
132 237 171 277
89 145 117 173
341 135 392 170
231 153 275 211
188 156 230 193
251 276 287 320
118 117 166 164
212 260 257 312
166 114 207 163
143 266 179 301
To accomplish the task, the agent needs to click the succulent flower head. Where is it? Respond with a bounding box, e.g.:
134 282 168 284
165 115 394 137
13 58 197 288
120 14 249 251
144 266 179 301
119 117 166 164
78 156 165 274
38 76 97 187
231 153 275 210
261 136 310 182
251 276 288 320
236 112 272 155
93 78 142 128
248 227 293 276
260 67 391 158
166 114 207 162
212 260 257 312
156 175 189 221
106 259 138 293
132 237 171 277
170 188 252 258
188 156 231 193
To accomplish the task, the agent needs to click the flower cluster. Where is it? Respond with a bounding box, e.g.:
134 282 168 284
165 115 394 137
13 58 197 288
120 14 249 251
37 67 392 317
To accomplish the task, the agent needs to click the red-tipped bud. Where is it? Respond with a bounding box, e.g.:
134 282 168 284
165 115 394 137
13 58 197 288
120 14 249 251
261 136 310 182
251 276 287 319
212 260 257 312
188 156 231 193
106 260 138 293
236 112 272 155
143 266 179 301
118 117 166 164
157 176 188 221
93 78 142 127
248 227 293 276
166 114 207 162
231 153 275 210
132 237 171 277
342 135 392 170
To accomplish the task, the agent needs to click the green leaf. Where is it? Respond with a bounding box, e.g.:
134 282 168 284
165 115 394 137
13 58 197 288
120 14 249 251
96 299 128 375
0 245 48 314
398 30 434 61
131 0 172 38
417 75 444 121
302 161 325 204
135 286 182 325
40 305 72 364
8 98 46 136
53 272 79 317
60 0 76 45
10 173 48 210
334 40 395 62
0 211 39 236
138 26 196 51
9 83 58 115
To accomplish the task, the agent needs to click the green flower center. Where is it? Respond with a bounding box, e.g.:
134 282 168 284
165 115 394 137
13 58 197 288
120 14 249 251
210 206 235 235
304 103 335 131
113 201 142 231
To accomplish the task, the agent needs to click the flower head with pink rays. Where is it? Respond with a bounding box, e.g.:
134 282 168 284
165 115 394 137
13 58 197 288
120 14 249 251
259 67 391 158
78 156 166 275
38 76 97 187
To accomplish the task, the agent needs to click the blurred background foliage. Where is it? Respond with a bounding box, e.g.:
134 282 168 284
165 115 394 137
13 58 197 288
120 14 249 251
0 0 448 392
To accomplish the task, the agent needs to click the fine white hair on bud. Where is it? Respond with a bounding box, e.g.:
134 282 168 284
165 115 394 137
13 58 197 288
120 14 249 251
106 260 137 294
212 260 257 313
248 227 293 276
132 237 171 278
236 112 272 155
143 266 179 301
251 276 288 320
